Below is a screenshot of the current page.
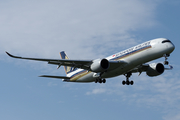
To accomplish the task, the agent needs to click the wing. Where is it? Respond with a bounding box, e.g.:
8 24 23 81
129 63 173 75
129 64 149 74
6 51 92 70
6 52 127 71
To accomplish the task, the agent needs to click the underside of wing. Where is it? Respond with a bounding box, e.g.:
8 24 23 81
130 64 149 73
129 63 173 77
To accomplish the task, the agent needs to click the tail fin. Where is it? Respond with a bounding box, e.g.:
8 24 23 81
60 51 76 75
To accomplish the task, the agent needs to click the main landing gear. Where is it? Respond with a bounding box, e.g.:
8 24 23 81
122 72 134 85
164 54 170 65
95 78 106 83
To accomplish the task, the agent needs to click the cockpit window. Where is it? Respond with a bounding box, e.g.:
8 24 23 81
162 40 172 43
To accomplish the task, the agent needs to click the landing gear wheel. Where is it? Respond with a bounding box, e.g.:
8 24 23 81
164 61 169 65
163 54 170 65
122 72 134 85
95 78 106 84
130 81 134 85
102 79 106 83
122 80 126 85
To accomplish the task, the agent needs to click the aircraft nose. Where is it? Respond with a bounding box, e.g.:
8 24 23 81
171 42 175 50
169 42 175 53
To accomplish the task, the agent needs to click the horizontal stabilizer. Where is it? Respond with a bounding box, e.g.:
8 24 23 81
39 75 70 79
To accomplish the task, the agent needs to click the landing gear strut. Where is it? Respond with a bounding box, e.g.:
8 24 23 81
95 78 106 84
122 72 134 85
164 54 170 65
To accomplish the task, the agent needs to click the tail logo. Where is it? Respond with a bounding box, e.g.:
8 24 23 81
60 51 77 74
65 56 72 73
66 66 71 73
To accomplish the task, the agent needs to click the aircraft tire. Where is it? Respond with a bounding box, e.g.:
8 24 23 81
130 81 134 85
102 79 106 83
122 80 126 85
99 80 102 83
164 61 169 65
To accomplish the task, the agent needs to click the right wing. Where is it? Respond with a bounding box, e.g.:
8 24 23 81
6 51 93 70
6 51 127 72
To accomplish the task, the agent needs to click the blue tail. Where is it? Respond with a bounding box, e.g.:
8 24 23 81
59 51 76 75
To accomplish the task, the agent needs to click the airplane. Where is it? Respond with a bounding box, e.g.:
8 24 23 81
6 38 175 85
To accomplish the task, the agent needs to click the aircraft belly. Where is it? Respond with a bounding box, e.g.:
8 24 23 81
75 72 95 82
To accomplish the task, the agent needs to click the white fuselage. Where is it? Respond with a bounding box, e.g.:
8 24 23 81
66 38 175 82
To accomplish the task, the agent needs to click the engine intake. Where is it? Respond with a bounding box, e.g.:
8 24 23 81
146 63 164 77
90 59 109 72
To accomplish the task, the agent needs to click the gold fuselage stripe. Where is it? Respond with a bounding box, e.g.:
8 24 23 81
70 45 152 81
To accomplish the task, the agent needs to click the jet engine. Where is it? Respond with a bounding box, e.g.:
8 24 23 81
146 63 164 77
90 59 109 73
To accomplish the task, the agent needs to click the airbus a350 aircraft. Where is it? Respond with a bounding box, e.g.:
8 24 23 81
6 38 175 85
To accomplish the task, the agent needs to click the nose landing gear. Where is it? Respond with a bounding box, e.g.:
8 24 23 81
122 72 134 85
164 54 170 65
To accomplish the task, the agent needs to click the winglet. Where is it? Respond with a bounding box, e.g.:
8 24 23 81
5 51 21 59
6 51 13 57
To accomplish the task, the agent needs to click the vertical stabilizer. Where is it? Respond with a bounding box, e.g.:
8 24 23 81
59 51 76 75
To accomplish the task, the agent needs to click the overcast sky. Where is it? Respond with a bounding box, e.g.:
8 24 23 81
1 0 180 120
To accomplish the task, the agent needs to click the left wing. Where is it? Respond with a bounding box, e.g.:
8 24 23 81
130 64 149 75
129 63 173 76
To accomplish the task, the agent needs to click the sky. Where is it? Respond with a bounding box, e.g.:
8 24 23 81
0 0 180 120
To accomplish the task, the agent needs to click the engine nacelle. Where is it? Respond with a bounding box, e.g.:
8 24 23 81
146 63 164 77
90 59 109 72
